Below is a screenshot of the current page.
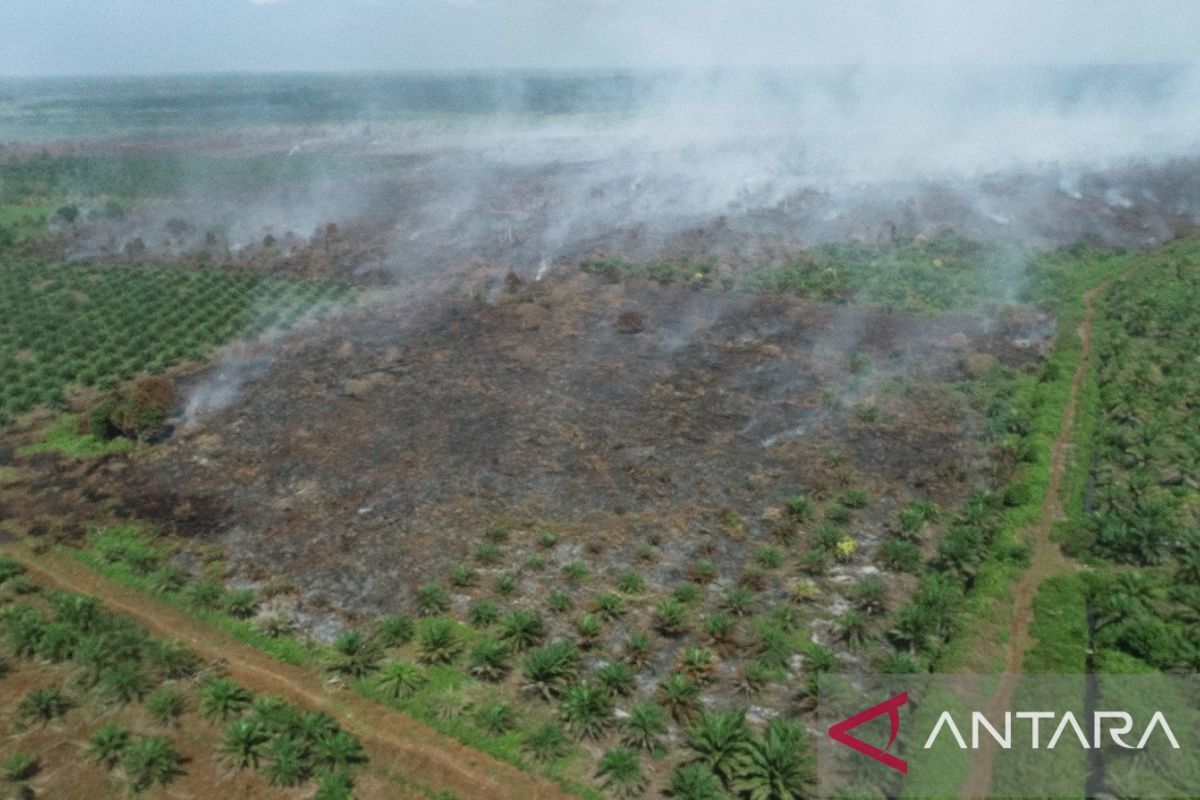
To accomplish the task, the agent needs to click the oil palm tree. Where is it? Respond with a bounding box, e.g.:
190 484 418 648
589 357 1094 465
657 673 700 723
596 747 646 799
730 719 813 800
596 661 635 698
200 678 252 721
523 723 570 763
499 610 546 651
620 702 667 752
376 660 426 699
559 682 613 739
219 719 269 770
521 642 581 700
123 737 183 793
685 710 748 784
417 619 463 665
87 723 130 768
468 639 511 682
667 763 726 800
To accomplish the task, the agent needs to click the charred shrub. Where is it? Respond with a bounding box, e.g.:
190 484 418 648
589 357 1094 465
83 377 178 441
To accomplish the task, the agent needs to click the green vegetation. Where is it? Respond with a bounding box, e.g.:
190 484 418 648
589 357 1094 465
1032 238 1200 673
582 232 1003 313
0 566 366 796
0 258 352 427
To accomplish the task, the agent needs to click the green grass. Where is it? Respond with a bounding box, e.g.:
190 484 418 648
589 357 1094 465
0 204 51 244
0 259 353 426
17 413 134 457
583 232 1009 313
1022 574 1089 672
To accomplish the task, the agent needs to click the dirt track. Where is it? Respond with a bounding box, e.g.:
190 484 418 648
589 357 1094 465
958 281 1106 798
3 544 577 800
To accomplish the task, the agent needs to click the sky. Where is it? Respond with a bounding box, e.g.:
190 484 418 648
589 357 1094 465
1 0 1200 77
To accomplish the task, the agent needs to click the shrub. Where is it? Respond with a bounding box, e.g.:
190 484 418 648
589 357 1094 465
475 702 515 735
223 589 258 619
330 629 380 677
720 587 756 617
624 631 652 667
1 754 38 781
523 723 570 763
144 687 186 726
376 660 426 699
668 763 726 800
100 662 148 705
417 619 462 665
493 573 516 596
595 661 635 698
593 593 627 621
147 638 201 679
654 598 690 636
621 701 667 752
474 543 502 565
186 579 224 610
689 559 717 583
199 678 252 721
756 546 783 569
372 614 414 647
521 641 581 700
547 591 574 614
729 719 814 800
826 504 853 525
416 584 450 616
563 562 589 583
576 613 604 649
677 646 717 684
88 723 131 767
880 538 922 572
673 583 702 605
0 556 26 583
219 718 269 770
314 769 356 800
559 682 613 739
616 571 645 594
685 710 748 783
312 731 366 772
467 600 500 628
657 673 700 722
467 639 511 681
263 735 309 787
596 747 646 799
123 736 183 793
499 610 545 651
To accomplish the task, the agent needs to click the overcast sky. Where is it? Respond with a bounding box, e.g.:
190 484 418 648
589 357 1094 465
2 0 1199 77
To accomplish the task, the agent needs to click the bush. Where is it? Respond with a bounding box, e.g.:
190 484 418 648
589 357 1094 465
1 754 38 781
124 737 183 792
144 687 186 726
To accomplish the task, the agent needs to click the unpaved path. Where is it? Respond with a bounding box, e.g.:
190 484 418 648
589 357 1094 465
4 544 577 800
959 282 1107 798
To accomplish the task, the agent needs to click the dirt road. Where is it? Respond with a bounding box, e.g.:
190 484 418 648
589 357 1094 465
5 545 577 800
958 282 1107 798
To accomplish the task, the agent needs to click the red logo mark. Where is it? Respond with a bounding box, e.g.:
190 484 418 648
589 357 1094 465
827 691 909 773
